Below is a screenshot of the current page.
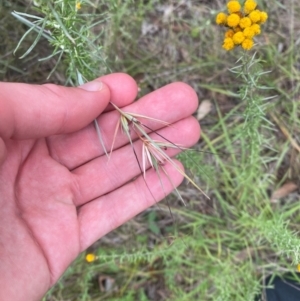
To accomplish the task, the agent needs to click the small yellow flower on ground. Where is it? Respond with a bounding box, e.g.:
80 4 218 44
223 37 235 50
242 38 254 50
216 12 228 25
297 263 300 272
227 13 241 27
233 32 245 44
249 10 261 23
227 1 241 13
239 17 252 29
244 0 257 14
85 253 97 263
259 11 268 24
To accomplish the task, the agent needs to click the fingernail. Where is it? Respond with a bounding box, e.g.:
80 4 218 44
80 80 103 92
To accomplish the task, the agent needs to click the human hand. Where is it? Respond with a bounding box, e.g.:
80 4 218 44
0 73 200 301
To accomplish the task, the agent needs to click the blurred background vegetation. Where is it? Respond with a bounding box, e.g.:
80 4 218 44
1 0 300 300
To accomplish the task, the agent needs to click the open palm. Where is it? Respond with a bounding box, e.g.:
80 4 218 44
0 73 200 301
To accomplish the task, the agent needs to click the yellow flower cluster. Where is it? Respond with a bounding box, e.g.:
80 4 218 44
216 0 268 51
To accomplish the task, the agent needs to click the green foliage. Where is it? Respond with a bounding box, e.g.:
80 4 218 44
13 0 110 84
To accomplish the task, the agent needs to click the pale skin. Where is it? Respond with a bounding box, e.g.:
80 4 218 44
0 73 200 301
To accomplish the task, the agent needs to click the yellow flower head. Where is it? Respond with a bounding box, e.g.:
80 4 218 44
216 12 228 25
85 253 97 263
227 1 241 13
251 24 261 35
239 17 252 29
223 37 235 51
249 10 261 23
233 32 245 44
259 11 268 24
243 27 255 38
244 0 257 14
225 29 235 38
227 13 241 27
76 1 81 10
297 263 300 272
242 38 254 50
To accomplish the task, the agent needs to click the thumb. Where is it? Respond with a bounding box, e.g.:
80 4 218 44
0 79 110 140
